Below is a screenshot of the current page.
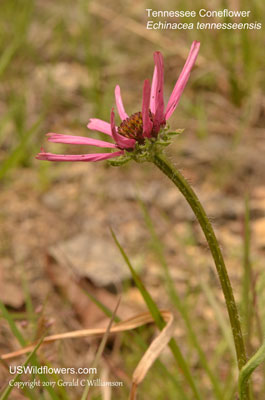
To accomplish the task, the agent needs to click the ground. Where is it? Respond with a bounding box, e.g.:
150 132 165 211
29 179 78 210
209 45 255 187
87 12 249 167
0 1 265 399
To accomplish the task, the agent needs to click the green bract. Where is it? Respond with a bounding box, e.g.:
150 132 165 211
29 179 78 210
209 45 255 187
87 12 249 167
108 127 184 166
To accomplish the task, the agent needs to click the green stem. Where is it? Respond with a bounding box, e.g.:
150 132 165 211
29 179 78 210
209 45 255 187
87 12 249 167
153 153 248 397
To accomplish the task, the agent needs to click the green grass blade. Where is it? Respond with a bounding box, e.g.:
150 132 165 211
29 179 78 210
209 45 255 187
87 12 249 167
241 195 252 345
0 337 44 400
110 228 203 400
111 228 164 329
0 118 42 180
0 41 20 78
0 300 63 399
22 278 36 327
83 287 189 399
81 297 121 400
28 356 63 400
82 290 119 321
139 197 224 399
199 279 236 361
0 0 33 79
0 301 26 347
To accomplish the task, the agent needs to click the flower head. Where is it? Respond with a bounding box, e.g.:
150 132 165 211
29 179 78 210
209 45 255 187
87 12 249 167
36 41 200 164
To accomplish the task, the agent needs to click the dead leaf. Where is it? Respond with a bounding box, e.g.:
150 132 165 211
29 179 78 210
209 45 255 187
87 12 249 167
130 313 175 400
0 310 173 361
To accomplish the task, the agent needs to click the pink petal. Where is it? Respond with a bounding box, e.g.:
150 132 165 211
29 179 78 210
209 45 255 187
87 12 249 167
110 109 136 149
151 52 164 126
150 63 157 114
115 85 129 121
36 150 124 162
142 79 153 138
87 119 113 136
47 133 116 148
88 116 135 149
165 41 200 120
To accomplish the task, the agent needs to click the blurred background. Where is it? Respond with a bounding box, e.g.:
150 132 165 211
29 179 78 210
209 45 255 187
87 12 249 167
0 0 265 399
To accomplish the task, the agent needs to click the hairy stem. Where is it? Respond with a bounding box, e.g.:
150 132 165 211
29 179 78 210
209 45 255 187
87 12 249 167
153 153 248 398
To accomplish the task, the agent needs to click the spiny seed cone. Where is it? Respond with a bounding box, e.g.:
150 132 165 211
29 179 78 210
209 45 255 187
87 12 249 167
118 111 154 143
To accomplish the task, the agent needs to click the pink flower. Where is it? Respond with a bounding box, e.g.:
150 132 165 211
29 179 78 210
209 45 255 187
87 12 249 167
36 41 200 163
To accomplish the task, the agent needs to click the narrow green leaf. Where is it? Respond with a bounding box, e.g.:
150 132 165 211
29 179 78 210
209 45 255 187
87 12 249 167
81 298 121 400
0 337 44 400
199 279 236 361
0 118 42 180
241 195 252 343
110 228 203 400
239 340 265 399
22 278 35 327
82 290 119 322
0 300 62 399
0 301 26 347
138 197 224 399
110 228 164 329
83 286 189 399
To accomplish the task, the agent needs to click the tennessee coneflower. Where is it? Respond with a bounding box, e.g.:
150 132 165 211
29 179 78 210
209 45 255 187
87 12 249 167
35 40 250 386
36 41 200 164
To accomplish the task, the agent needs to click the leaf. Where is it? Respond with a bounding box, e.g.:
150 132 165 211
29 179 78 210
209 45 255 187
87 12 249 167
138 196 224 399
81 297 121 400
239 340 265 399
110 228 202 400
166 129 184 136
0 336 44 400
0 301 26 347
0 118 42 180
130 312 175 400
0 310 173 361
